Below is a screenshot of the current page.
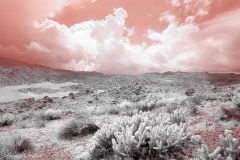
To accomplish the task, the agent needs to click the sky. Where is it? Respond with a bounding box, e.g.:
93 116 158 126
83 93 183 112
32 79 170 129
0 0 240 75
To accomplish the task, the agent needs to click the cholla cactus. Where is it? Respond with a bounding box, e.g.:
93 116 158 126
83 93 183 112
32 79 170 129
198 144 221 160
191 135 221 160
169 108 186 125
89 123 121 159
219 130 240 160
90 110 190 159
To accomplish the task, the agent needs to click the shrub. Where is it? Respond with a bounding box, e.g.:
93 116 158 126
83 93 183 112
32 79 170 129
119 101 134 117
34 111 48 128
191 94 206 106
43 109 62 120
185 89 195 96
59 119 99 140
135 101 156 112
90 111 191 159
59 119 81 140
0 113 14 126
18 121 28 129
232 94 240 109
166 104 177 114
108 107 120 115
20 111 33 120
0 135 33 158
205 93 218 101
119 101 133 109
218 104 240 121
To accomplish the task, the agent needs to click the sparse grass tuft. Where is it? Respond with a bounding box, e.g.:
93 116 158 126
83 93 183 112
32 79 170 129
58 118 99 140
218 104 240 121
232 94 240 110
59 119 80 140
34 111 47 128
0 134 34 158
135 101 157 112
43 109 62 120
108 107 120 115
166 104 177 114
18 121 28 129
191 94 206 106
0 113 15 126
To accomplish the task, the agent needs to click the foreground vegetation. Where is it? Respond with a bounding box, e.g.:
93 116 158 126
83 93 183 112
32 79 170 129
1 80 240 159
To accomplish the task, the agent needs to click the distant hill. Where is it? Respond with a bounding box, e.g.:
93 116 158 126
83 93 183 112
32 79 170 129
0 57 104 87
1 57 240 88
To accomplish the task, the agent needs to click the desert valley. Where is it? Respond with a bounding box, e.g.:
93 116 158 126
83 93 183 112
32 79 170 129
1 57 240 160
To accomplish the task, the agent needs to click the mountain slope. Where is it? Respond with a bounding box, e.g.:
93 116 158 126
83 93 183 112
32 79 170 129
1 57 240 88
0 57 103 87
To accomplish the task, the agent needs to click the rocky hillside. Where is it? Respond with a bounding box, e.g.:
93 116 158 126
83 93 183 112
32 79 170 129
1 57 240 88
0 57 103 87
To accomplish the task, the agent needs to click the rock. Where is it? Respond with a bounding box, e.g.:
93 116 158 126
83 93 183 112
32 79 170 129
18 110 24 113
78 151 89 159
185 89 195 96
88 100 93 103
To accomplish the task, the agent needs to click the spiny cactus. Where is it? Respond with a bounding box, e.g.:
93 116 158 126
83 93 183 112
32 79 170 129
90 110 190 159
169 108 186 125
89 123 122 159
191 135 221 160
219 130 240 160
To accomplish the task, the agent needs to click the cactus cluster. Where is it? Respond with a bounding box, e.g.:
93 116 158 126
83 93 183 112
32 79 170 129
191 135 221 160
219 130 240 160
192 130 240 160
90 108 191 159
169 108 186 125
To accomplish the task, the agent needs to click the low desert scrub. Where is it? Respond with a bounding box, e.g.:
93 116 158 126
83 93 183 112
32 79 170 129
43 109 62 120
0 134 34 158
0 113 15 126
18 121 28 129
34 111 47 128
185 89 195 96
218 104 240 121
119 101 135 116
34 109 62 128
166 103 178 114
204 92 218 101
135 100 157 112
19 110 33 120
119 101 133 108
108 106 120 115
190 94 206 106
232 93 240 110
205 92 231 102
58 118 99 140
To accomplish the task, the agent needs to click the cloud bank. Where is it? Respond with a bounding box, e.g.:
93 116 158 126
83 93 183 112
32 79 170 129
0 0 240 74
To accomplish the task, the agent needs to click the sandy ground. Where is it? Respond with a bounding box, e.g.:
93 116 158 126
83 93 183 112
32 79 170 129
0 82 82 103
